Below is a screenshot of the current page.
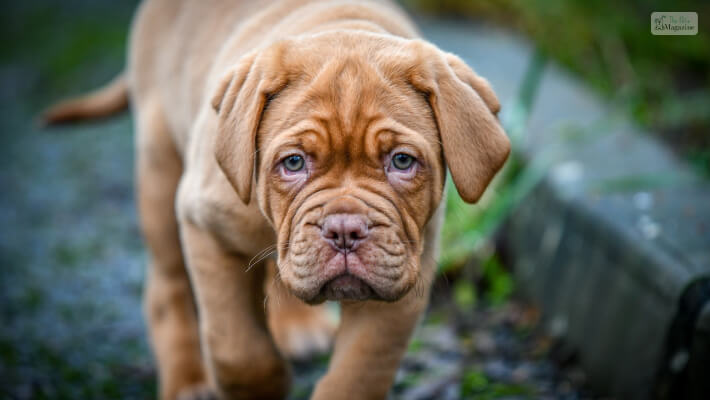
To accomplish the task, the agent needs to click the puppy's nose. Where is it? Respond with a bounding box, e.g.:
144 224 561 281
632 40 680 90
321 214 369 251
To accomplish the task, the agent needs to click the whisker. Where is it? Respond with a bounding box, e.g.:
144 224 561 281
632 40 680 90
264 266 287 311
246 248 277 272
247 244 277 270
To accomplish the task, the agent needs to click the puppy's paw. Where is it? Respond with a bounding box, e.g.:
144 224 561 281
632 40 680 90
269 301 338 360
176 383 216 400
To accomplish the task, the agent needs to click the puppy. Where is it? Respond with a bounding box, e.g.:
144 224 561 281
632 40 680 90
44 0 510 399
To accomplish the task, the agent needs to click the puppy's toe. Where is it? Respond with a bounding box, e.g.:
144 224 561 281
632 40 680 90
176 383 216 400
270 302 338 360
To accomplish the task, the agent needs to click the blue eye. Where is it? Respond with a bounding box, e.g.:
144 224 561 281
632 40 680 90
391 153 415 170
283 155 305 172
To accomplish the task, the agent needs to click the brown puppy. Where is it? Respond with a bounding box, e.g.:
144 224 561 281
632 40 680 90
44 0 510 399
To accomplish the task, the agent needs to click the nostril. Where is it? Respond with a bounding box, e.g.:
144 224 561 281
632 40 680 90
322 213 369 251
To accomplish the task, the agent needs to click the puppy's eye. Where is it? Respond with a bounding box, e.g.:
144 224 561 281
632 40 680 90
391 153 415 170
283 155 305 172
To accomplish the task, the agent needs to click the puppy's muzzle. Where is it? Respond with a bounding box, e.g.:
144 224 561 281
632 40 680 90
318 212 376 300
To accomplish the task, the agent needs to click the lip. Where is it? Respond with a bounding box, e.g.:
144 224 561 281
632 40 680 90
290 248 408 304
318 273 378 301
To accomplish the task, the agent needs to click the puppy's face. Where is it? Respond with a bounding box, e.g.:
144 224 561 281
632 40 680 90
212 33 510 303
257 48 443 303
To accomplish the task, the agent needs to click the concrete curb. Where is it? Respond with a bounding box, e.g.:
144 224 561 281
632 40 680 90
504 42 710 400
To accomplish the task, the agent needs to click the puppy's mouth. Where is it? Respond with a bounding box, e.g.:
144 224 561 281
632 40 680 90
283 207 414 304
317 273 380 302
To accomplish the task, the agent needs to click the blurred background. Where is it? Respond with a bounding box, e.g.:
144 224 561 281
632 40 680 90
1 1 708 399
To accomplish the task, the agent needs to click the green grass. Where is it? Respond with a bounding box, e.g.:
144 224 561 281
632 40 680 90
436 52 548 312
439 51 546 269
460 369 534 399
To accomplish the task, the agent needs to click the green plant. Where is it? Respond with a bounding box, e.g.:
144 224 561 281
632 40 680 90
460 369 533 399
439 52 547 272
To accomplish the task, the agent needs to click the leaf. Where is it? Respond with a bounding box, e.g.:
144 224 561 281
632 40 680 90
453 280 477 310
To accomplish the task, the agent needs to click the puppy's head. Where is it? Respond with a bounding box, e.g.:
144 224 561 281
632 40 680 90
212 33 509 303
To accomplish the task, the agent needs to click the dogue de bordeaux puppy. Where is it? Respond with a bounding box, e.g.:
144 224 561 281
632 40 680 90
44 0 510 398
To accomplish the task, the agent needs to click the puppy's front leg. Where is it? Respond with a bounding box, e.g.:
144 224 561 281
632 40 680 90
311 289 430 400
180 222 290 400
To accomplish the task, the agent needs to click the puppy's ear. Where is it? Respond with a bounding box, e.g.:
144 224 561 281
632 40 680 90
408 42 510 203
211 43 289 204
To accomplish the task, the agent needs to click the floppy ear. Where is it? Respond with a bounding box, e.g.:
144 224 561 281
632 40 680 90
408 42 510 203
211 43 289 204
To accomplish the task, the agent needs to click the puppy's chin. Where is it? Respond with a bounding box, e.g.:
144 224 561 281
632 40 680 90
281 262 417 305
316 274 379 302
295 277 412 305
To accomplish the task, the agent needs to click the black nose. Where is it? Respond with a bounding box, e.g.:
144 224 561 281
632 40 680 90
321 214 369 251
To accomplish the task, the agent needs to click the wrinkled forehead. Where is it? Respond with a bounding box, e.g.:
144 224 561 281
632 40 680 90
258 35 439 155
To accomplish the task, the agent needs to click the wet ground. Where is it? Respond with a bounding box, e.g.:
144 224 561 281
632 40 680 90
0 2 599 399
